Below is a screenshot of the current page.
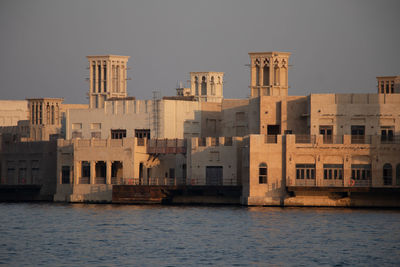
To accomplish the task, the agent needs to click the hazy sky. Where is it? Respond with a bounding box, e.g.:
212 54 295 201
0 0 399 103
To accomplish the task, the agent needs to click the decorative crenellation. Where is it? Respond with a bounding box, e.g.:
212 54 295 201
249 52 290 97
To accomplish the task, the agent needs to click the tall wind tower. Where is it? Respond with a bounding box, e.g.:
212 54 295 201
249 52 290 97
87 55 130 108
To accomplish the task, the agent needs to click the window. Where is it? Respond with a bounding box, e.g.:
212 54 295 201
111 129 126 139
381 126 394 143
296 164 315 179
323 164 343 180
81 161 90 178
61 166 70 184
194 76 199 95
210 76 215 95
259 163 267 184
351 125 365 144
351 164 371 181
135 129 150 139
383 163 392 185
201 76 207 95
320 125 333 144
256 65 260 86
263 65 270 86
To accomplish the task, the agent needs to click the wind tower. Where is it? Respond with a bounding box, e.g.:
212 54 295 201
87 55 130 108
190 72 224 102
249 52 290 97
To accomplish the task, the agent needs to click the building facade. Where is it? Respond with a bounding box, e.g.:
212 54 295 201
1 51 399 206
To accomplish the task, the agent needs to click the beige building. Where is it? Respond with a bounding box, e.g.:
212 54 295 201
1 51 399 206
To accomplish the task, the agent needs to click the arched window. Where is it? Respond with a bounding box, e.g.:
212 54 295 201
274 65 280 85
396 164 400 186
263 65 269 86
201 76 207 95
194 76 199 95
255 65 260 86
210 76 215 95
383 163 392 185
51 105 55 125
259 163 267 184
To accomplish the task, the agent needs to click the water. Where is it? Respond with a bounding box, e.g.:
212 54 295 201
1 204 400 266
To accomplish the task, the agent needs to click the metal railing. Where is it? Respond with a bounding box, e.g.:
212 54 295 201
380 135 400 144
351 135 372 144
294 179 316 186
322 135 343 144
295 135 316 144
265 135 278 144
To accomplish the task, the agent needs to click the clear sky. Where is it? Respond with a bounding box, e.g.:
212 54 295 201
0 0 399 103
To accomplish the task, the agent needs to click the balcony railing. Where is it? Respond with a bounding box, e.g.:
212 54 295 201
380 135 400 144
265 135 278 144
319 179 344 187
322 135 344 144
351 135 372 144
294 179 316 186
147 139 187 154
295 135 316 144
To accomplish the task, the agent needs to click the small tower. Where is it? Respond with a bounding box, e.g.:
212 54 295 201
87 55 130 108
377 76 400 95
27 98 63 141
249 52 290 97
190 72 224 102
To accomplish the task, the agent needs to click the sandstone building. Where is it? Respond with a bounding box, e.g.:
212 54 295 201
1 51 399 206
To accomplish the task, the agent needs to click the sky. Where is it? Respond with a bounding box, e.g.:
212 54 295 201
0 0 399 104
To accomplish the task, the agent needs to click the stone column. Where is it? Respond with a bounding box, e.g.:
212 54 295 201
90 161 96 185
106 161 112 184
74 161 80 185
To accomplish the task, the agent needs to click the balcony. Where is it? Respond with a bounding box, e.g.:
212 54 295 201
147 139 187 154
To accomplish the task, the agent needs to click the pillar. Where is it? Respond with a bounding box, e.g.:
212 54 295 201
106 161 112 184
90 160 96 184
74 161 80 185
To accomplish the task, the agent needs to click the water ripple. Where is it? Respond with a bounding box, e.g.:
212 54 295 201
0 203 400 266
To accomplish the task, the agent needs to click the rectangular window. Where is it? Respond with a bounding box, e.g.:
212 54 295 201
81 161 90 178
135 129 150 139
320 125 333 144
296 164 315 179
61 166 70 184
111 129 126 139
351 125 365 144
381 126 394 143
351 164 371 181
323 164 343 180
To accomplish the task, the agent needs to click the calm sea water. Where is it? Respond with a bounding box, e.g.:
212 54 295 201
0 203 400 267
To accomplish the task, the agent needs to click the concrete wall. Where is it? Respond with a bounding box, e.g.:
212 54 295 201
310 94 400 136
0 100 28 126
0 138 58 200
188 137 242 185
